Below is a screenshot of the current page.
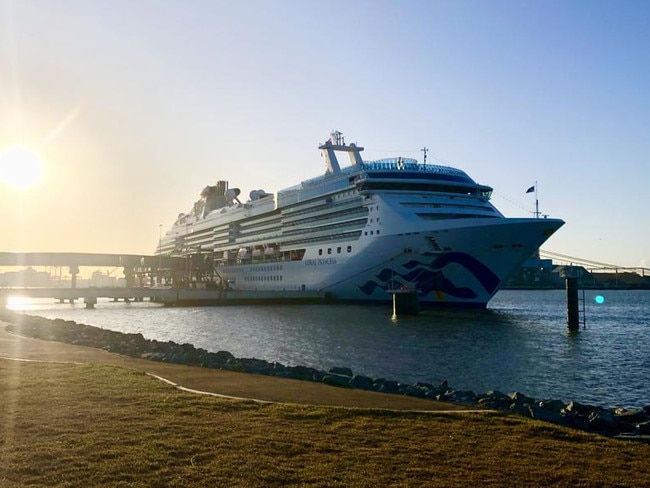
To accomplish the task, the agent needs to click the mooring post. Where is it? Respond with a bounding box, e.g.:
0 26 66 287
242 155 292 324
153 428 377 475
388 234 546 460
566 275 580 330
390 288 420 316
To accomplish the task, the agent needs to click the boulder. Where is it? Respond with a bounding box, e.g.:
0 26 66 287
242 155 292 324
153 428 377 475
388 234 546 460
239 357 274 375
588 410 620 433
349 375 374 390
538 399 566 413
446 390 477 405
329 366 353 377
322 374 351 388
635 421 650 435
374 379 401 394
528 405 571 427
286 365 321 382
561 401 593 416
477 391 512 409
509 391 535 406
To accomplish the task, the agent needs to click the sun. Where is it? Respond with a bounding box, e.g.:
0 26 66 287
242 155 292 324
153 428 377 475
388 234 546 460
0 144 45 189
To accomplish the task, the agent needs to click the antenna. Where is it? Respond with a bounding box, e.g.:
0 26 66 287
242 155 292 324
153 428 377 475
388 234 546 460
421 147 428 164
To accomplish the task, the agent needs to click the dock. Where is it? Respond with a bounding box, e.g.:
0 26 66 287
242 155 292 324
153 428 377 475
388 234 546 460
0 287 329 308
0 251 332 308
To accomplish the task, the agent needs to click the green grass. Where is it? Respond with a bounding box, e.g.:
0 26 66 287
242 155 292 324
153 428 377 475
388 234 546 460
1 360 649 487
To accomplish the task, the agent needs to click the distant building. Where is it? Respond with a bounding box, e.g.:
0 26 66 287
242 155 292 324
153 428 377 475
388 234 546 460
505 261 650 290
90 271 119 288
0 267 52 287
504 258 564 289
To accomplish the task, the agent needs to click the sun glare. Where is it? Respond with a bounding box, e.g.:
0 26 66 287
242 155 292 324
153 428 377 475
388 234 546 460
0 144 45 189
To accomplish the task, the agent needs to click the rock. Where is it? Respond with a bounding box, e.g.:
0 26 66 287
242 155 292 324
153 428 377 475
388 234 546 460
270 362 290 377
477 391 512 409
239 357 274 375
509 391 535 405
402 385 429 399
588 410 620 433
635 421 650 435
561 401 592 416
447 390 477 405
374 379 400 394
538 399 566 413
613 408 647 424
329 366 354 377
528 405 571 427
349 375 374 390
140 352 167 362
286 365 321 382
510 403 533 418
322 374 351 388
213 350 235 363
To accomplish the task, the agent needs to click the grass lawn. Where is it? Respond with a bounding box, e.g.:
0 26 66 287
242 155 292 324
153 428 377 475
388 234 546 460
1 360 649 487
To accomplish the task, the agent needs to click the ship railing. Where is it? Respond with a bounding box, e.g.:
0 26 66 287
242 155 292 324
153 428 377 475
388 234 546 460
361 159 468 176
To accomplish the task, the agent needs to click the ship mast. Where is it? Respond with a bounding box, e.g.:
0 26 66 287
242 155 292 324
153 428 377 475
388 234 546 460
421 147 428 165
318 130 364 173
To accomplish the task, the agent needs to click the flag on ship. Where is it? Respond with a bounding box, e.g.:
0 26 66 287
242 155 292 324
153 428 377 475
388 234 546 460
526 185 535 193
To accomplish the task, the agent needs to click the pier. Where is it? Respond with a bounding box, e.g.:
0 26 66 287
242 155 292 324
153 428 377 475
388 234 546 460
0 251 328 308
0 286 328 308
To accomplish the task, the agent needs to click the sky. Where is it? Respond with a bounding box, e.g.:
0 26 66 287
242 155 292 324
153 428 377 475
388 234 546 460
0 0 648 268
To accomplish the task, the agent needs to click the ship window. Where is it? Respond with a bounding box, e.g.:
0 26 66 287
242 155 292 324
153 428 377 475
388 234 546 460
337 247 341 254
347 245 352 252
370 231 373 235
327 248 332 254
377 230 380 235
318 249 323 256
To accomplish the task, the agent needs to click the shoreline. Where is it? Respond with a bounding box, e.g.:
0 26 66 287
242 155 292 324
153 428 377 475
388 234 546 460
1 308 649 442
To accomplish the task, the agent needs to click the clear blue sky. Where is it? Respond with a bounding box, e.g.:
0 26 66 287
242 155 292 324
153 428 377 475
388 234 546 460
1 0 648 268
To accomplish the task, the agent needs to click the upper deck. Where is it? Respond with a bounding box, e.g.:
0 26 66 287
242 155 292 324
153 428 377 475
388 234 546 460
277 154 488 208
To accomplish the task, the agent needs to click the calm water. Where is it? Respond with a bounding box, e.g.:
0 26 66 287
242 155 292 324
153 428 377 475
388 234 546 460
9 289 650 409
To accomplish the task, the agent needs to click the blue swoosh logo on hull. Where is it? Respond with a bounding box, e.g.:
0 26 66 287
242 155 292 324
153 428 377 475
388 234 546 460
358 252 500 299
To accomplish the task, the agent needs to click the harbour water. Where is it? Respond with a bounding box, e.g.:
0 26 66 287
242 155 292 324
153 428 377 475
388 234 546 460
8 289 649 409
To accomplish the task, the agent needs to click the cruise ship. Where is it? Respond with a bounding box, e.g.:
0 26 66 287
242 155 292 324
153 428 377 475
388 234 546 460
157 132 564 307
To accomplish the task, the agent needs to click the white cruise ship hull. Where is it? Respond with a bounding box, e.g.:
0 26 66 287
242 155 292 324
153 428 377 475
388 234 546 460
216 217 563 307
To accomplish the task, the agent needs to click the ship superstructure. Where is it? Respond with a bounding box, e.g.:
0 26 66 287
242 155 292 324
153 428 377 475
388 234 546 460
157 131 564 306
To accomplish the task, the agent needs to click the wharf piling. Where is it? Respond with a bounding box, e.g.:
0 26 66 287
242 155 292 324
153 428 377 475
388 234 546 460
566 276 579 330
